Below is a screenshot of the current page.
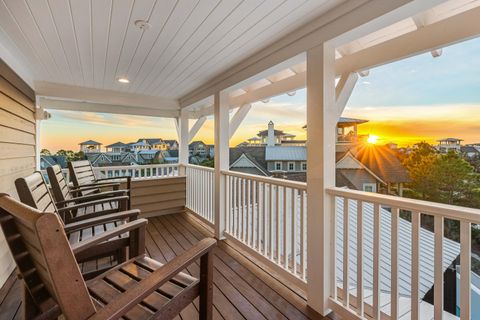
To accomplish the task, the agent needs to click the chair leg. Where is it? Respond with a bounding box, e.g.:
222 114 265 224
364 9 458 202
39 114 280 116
199 251 213 320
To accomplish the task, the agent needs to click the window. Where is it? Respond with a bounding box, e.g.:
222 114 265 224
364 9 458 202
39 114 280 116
301 162 307 171
363 183 376 193
288 162 295 171
275 162 282 170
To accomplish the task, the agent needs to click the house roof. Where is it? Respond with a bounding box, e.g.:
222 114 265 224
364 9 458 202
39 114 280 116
40 155 68 169
335 170 357 189
106 142 127 148
167 150 179 158
437 137 463 142
230 147 267 174
461 146 479 153
336 198 460 299
190 141 206 147
137 138 163 145
355 145 410 184
79 140 101 145
265 146 306 161
337 117 369 128
163 140 178 145
257 129 285 137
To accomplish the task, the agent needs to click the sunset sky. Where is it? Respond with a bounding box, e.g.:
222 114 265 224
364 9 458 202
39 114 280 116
41 37 480 152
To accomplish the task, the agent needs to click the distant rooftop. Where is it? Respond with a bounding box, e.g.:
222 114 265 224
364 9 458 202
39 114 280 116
79 140 101 145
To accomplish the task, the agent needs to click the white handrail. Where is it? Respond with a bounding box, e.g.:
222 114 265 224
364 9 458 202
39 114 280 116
94 164 179 179
327 186 477 318
222 170 308 283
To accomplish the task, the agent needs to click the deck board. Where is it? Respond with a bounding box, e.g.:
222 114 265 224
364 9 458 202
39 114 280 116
0 212 326 320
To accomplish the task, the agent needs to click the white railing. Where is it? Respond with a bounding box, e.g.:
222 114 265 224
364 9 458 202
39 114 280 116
94 164 179 179
222 170 307 284
326 187 480 320
185 164 215 225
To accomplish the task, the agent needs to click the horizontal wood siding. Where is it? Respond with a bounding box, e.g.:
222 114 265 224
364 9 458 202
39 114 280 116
0 59 36 288
127 177 186 218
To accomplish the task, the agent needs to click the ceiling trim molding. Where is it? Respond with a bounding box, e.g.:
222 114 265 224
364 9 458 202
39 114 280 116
37 97 179 118
35 81 179 111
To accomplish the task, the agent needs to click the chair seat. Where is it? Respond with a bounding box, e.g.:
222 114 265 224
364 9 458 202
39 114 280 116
87 256 199 319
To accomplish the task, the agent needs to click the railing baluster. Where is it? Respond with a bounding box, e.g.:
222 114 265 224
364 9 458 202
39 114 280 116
276 185 281 264
331 194 337 301
357 200 364 316
411 210 420 320
434 215 444 320
270 183 274 260
247 179 251 245
460 220 471 320
291 188 296 275
373 203 381 319
390 207 399 320
257 181 262 251
242 178 246 242
253 180 258 249
300 190 306 280
283 186 287 269
343 197 349 307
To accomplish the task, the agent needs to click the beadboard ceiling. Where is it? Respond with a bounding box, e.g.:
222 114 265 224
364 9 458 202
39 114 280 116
0 0 344 100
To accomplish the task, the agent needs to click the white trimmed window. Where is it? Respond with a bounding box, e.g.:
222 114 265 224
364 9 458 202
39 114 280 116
363 183 376 193
288 162 295 171
301 162 307 171
275 162 282 170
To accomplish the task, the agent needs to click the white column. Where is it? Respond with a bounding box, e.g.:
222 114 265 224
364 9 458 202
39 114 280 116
306 42 336 315
178 109 189 175
214 91 229 240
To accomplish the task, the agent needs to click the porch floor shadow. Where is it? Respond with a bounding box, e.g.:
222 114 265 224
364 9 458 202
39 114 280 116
0 212 326 320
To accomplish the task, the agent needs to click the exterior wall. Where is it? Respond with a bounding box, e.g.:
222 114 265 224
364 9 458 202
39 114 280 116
0 59 36 287
339 169 377 191
267 160 306 172
125 176 186 218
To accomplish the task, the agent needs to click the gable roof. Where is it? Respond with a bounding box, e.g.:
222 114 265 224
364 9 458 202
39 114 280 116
230 147 267 174
265 146 306 161
163 140 178 145
106 142 127 148
461 146 479 153
355 145 410 184
190 141 206 147
257 129 285 137
230 153 269 176
79 140 101 145
40 155 68 169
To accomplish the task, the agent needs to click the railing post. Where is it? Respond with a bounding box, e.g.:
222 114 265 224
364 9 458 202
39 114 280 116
178 109 189 176
214 91 229 240
306 42 337 315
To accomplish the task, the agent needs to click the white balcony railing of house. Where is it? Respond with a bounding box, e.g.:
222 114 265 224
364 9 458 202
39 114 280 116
222 170 308 286
185 164 215 225
326 187 480 320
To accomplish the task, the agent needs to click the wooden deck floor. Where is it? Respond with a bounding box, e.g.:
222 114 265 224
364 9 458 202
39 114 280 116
0 212 326 320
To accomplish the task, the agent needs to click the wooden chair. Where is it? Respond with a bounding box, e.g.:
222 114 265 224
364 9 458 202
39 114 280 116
15 172 140 278
69 160 131 199
47 164 128 221
0 194 215 320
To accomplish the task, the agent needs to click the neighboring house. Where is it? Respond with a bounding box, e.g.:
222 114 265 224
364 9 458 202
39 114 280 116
461 146 480 158
86 152 112 167
79 140 102 153
189 141 208 157
265 146 307 180
164 140 179 150
436 138 463 153
40 155 67 170
244 121 304 147
229 147 269 176
136 150 162 164
105 142 128 154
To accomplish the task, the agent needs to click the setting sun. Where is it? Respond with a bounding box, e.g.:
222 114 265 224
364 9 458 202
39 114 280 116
367 134 379 144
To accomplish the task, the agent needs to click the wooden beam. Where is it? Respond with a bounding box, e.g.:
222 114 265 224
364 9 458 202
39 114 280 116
178 109 189 167
38 97 179 118
180 0 446 108
188 116 207 142
229 104 252 139
35 81 179 110
306 42 336 315
214 91 229 240
336 5 480 75
335 72 358 118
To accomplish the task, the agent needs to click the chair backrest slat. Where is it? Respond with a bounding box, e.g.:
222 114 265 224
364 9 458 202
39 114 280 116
15 172 56 213
0 195 96 319
69 160 97 187
47 165 71 203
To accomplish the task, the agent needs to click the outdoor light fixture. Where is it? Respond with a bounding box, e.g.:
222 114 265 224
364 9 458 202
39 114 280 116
134 20 151 30
431 49 443 58
287 91 296 96
261 99 270 103
117 77 130 84
358 70 370 77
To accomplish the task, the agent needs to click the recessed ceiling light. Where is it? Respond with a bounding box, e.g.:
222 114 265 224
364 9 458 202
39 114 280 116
117 77 130 84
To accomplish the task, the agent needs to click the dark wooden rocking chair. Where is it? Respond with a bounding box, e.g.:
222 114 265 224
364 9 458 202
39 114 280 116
15 172 140 278
47 164 129 222
0 194 215 320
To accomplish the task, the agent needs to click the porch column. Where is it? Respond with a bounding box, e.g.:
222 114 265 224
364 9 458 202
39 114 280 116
178 109 189 175
214 91 229 239
306 42 336 315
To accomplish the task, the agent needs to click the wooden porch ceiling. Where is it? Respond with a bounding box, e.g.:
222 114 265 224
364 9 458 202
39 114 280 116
0 212 326 320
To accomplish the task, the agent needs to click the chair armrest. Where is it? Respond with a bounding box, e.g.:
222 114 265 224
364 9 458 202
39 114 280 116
57 196 129 212
56 190 128 206
96 176 131 183
71 182 121 191
64 209 140 233
71 218 147 255
89 238 216 320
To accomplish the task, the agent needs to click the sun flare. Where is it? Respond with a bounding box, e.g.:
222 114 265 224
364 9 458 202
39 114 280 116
367 134 379 144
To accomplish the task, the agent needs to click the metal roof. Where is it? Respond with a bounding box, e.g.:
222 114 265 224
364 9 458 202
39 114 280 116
265 146 306 161
335 198 460 299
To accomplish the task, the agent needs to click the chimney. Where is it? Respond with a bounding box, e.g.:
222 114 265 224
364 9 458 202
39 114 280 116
267 121 275 146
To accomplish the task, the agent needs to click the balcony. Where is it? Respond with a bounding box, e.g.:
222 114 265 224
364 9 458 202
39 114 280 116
0 0 479 319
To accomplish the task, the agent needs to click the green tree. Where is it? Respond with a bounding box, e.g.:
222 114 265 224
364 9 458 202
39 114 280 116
55 149 76 162
40 148 51 156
